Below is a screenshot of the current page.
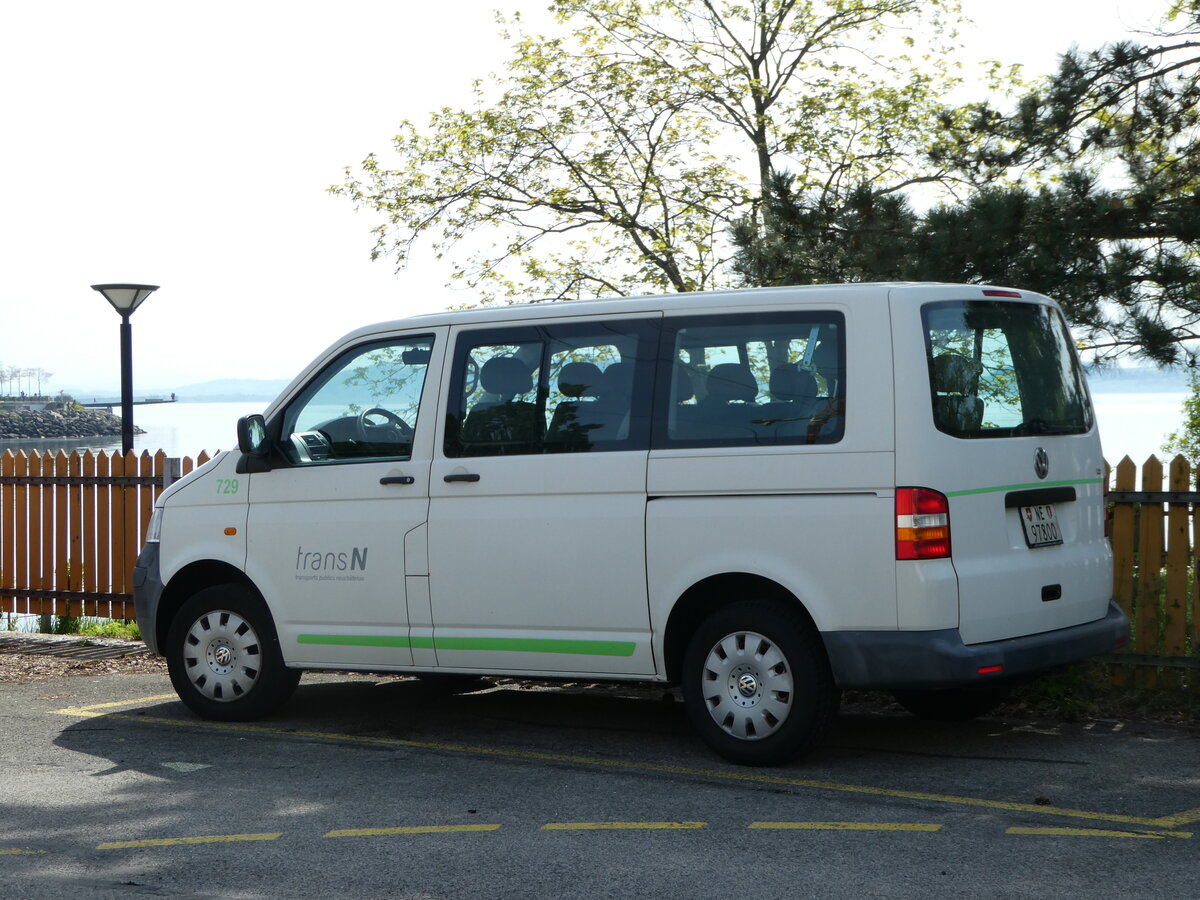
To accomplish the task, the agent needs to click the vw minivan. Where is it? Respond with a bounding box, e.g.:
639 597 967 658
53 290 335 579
134 284 1128 765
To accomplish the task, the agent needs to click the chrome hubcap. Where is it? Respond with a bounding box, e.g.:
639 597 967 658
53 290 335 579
701 630 793 741
182 609 262 702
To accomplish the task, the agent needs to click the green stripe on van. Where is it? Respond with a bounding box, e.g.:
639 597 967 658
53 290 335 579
431 637 637 657
297 634 636 657
298 634 413 648
946 477 1103 498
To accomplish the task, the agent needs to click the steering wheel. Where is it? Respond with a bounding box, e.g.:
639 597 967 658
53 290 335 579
355 407 414 442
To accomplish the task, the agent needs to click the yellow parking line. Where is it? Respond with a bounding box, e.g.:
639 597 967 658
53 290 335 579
97 832 282 850
326 825 501 837
55 694 178 716
542 822 706 831
55 697 1194 834
750 822 942 832
1152 808 1200 828
1008 827 1192 840
0 848 47 855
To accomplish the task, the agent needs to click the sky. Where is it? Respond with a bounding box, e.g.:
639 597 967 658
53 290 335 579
0 0 1169 395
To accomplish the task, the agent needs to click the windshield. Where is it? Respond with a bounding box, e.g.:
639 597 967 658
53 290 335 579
922 300 1093 439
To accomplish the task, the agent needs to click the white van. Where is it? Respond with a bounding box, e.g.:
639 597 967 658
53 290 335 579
134 283 1128 765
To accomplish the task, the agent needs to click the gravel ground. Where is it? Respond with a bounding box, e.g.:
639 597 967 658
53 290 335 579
0 634 167 684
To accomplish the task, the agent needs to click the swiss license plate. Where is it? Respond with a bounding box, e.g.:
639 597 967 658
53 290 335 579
1020 504 1063 548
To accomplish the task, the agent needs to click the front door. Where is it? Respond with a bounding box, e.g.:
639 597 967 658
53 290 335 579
426 316 660 676
246 328 444 669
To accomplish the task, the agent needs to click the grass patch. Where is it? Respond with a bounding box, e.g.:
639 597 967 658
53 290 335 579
77 618 142 640
42 616 140 641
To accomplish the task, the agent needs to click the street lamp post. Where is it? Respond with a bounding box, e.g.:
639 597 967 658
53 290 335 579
90 284 159 455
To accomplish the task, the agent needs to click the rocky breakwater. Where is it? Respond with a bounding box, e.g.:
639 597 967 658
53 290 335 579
0 402 143 441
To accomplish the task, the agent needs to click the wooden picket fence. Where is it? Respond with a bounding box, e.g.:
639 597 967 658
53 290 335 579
0 447 1196 683
1108 454 1200 687
0 449 211 621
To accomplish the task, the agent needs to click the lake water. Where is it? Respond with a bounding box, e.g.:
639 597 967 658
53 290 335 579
1092 392 1185 465
0 394 1187 465
0 401 265 461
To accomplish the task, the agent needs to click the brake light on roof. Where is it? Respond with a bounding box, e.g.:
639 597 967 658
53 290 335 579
896 488 951 560
982 289 1022 298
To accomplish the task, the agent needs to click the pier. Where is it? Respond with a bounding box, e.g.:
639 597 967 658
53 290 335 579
79 396 177 411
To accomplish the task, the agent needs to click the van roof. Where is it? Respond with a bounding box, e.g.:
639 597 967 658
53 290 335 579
341 282 1050 344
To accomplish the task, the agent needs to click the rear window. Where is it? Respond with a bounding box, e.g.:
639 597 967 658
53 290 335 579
922 300 1093 439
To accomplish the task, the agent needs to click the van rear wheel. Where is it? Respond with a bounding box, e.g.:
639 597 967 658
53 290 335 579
891 686 1009 722
166 585 300 721
682 600 838 766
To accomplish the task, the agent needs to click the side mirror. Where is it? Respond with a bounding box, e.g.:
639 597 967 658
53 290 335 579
237 414 269 457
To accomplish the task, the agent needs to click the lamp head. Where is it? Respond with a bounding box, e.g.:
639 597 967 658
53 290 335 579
91 283 159 316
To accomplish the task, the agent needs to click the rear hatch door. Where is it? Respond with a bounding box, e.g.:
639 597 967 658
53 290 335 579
891 286 1111 645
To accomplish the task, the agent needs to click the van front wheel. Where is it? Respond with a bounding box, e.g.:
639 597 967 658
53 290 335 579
166 585 300 721
682 601 837 766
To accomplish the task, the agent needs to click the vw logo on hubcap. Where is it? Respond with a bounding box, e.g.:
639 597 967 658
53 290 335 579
212 645 233 667
737 672 759 697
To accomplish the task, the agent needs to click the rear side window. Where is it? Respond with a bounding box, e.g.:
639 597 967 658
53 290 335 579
444 319 658 457
922 301 1093 438
654 312 846 448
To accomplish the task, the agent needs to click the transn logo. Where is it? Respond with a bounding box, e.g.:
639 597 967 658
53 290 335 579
295 546 369 572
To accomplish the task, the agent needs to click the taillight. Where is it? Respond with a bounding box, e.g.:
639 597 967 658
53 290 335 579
896 488 951 560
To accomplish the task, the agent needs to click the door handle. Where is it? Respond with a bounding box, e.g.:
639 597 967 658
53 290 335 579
380 475 415 485
443 472 481 483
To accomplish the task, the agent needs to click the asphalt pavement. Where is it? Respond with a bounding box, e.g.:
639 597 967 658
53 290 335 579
1 667 1197 899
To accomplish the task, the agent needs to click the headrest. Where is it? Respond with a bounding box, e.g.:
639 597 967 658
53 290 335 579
932 353 981 394
602 362 633 395
480 356 533 397
810 340 839 374
557 361 602 399
706 363 758 404
770 365 818 402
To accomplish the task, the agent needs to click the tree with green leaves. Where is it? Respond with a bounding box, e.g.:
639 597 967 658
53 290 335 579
1162 369 1200 459
335 0 964 302
734 1 1200 366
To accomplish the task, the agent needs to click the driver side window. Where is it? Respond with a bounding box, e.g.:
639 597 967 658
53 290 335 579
280 335 434 464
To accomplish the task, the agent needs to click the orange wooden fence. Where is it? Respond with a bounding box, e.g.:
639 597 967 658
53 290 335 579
0 449 211 621
1108 455 1200 685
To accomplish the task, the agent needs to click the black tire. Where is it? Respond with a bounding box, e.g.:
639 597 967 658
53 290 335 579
166 584 301 721
892 686 1009 722
682 599 839 766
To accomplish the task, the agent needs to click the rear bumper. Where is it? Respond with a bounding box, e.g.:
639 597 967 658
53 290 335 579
822 601 1129 689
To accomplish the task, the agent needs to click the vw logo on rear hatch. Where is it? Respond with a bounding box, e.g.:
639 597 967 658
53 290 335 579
1034 447 1049 480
